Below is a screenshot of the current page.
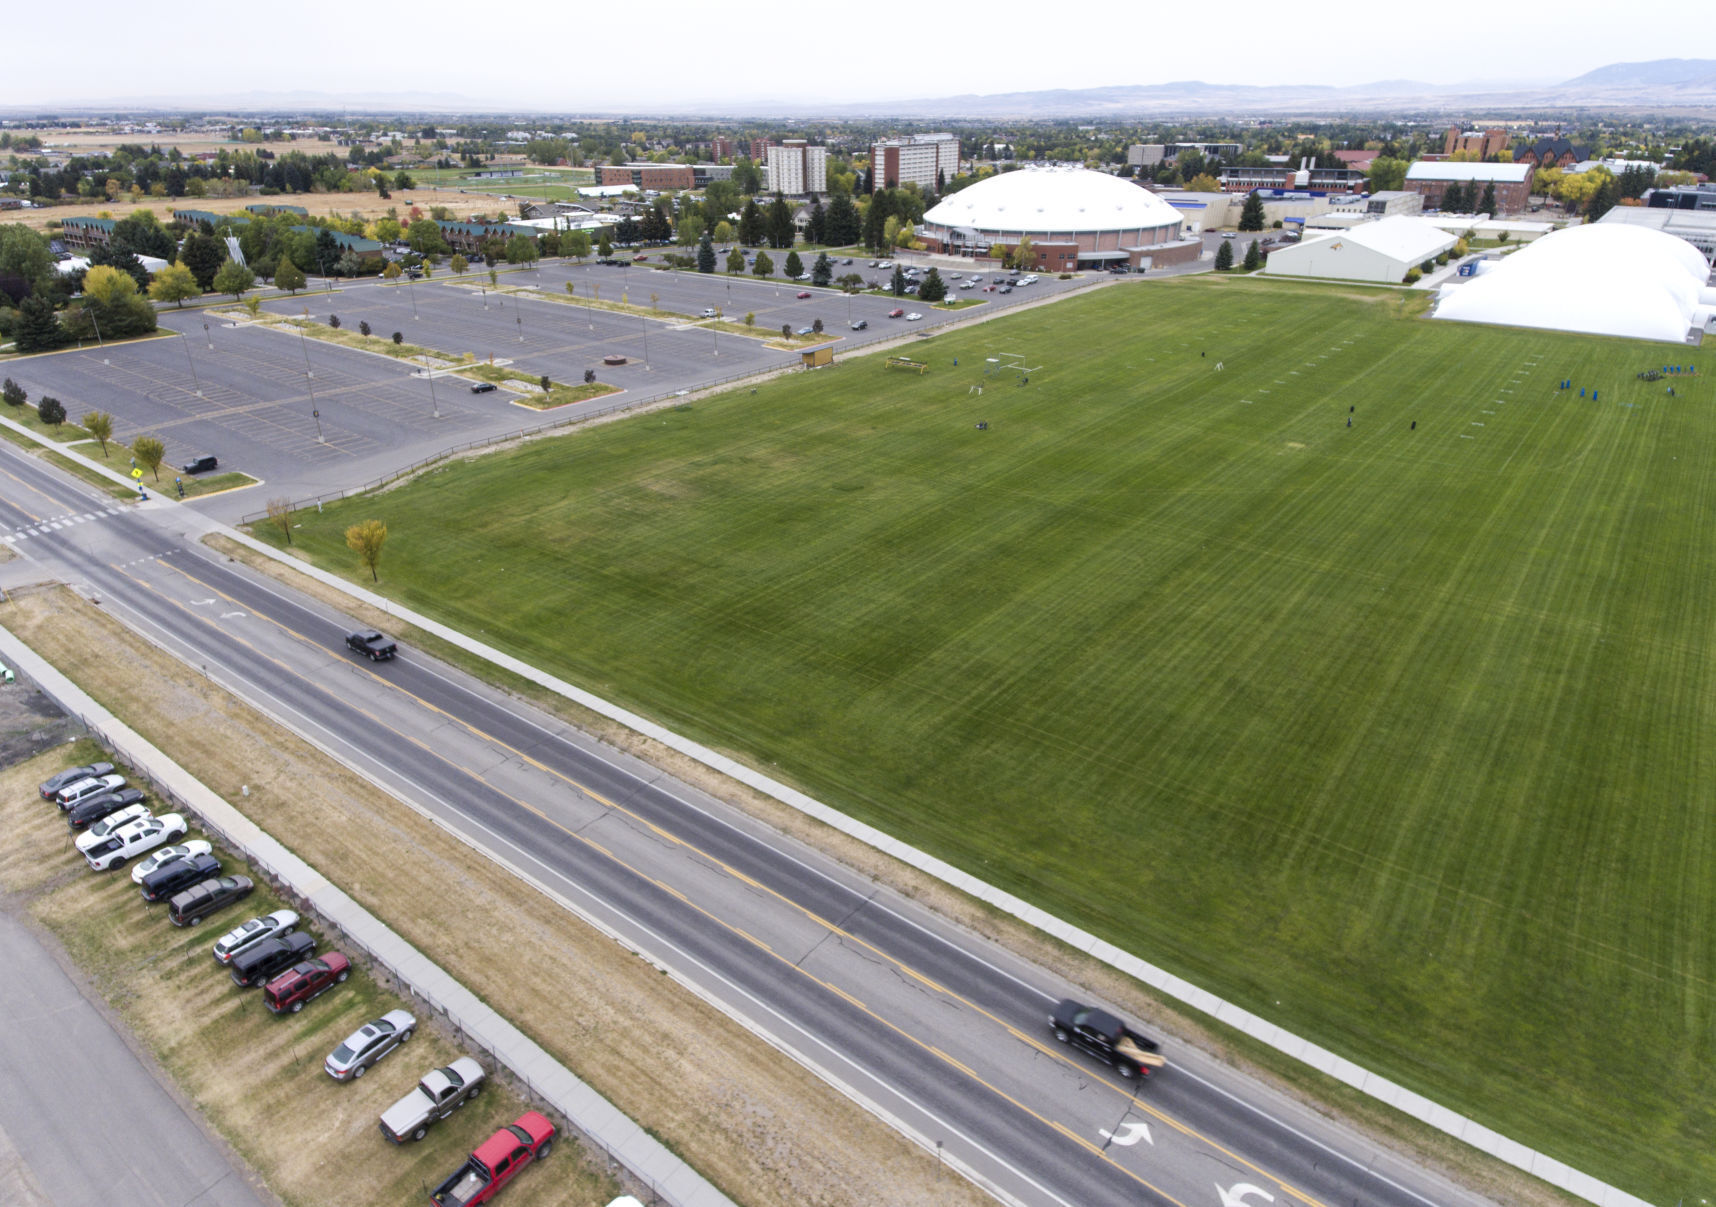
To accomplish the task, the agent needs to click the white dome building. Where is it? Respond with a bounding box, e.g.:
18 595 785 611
918 167 1198 271
1433 223 1716 344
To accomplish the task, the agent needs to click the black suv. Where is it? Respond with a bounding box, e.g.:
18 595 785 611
182 455 219 474
169 875 255 927
231 931 317 987
140 852 222 902
65 788 146 830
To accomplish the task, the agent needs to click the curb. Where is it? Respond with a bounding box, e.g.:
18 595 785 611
0 626 737 1207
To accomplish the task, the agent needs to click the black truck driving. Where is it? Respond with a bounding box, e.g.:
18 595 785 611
346 631 397 661
1049 998 1166 1080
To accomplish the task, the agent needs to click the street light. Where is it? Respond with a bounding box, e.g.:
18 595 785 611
641 309 650 370
179 332 203 397
406 278 419 319
297 327 324 442
513 296 525 342
422 354 440 419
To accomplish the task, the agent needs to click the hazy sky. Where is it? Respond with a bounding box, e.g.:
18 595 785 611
3 0 1706 111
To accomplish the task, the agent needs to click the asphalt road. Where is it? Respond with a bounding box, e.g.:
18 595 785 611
0 907 271 1207
0 428 1497 1207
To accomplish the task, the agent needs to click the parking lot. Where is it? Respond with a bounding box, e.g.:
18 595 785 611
5 255 1097 519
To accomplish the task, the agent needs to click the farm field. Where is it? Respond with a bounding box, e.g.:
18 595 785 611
255 274 1715 1201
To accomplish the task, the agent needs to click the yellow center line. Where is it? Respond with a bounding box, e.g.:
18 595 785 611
144 555 1328 1207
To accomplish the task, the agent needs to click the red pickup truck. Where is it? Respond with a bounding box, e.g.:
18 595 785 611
430 1111 555 1205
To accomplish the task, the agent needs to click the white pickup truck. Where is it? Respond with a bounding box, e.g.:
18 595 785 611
377 1059 486 1143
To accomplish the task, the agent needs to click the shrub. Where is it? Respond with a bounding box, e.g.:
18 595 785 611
392 331 403 345
1057 272 1072 279
358 320 372 337
328 314 341 329
1403 267 1422 284
583 369 595 384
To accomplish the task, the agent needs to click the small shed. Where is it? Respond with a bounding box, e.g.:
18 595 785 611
800 345 834 368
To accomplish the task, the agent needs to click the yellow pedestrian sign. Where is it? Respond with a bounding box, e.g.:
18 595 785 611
130 468 143 480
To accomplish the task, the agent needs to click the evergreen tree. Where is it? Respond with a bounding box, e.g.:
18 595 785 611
179 232 228 290
15 295 65 353
811 252 832 287
89 243 150 292
1478 181 1497 215
863 191 889 252
1242 238 1263 271
825 191 860 246
805 194 825 245
273 258 306 294
766 192 795 249
1215 239 1235 271
859 167 872 195
737 199 765 247
917 267 947 303
697 228 716 273
1585 174 1620 222
1237 192 1267 232
784 249 803 278
726 247 746 274
890 264 907 296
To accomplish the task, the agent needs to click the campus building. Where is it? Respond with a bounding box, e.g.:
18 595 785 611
433 219 543 254
1263 215 1456 284
1444 126 1509 159
1515 135 1590 169
765 140 826 196
871 134 960 191
918 166 1198 270
599 163 694 191
59 216 115 250
1404 162 1534 214
1217 163 1370 194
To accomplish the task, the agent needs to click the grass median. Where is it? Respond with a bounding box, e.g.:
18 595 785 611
242 272 1715 1201
0 745 614 1207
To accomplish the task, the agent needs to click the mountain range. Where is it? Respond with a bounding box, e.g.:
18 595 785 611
4 59 1714 120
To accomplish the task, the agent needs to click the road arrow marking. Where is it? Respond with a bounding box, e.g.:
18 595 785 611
220 611 246 620
1216 1182 1275 1207
190 599 216 606
1099 1121 1153 1147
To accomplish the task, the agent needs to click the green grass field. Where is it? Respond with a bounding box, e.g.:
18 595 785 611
259 275 1715 1201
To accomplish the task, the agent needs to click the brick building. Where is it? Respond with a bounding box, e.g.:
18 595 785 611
1444 126 1509 159
1404 162 1534 214
599 163 694 191
749 138 774 162
711 137 735 160
871 134 959 191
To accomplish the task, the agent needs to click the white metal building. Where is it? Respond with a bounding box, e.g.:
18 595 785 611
1263 216 1457 283
1598 205 1716 264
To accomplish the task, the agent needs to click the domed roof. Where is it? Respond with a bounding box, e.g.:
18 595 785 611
1433 223 1714 344
923 167 1182 234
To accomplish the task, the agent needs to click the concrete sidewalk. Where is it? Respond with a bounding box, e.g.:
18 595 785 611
0 630 734 1207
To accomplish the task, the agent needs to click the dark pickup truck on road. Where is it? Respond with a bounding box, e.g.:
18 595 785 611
1049 998 1166 1080
346 631 397 661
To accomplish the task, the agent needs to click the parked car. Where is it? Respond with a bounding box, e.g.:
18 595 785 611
983 285 997 292
378 1058 486 1143
39 762 115 800
888 308 904 319
55 773 127 810
212 909 300 964
81 813 187 872
700 307 717 318
430 1112 555 1205
230 931 316 987
72 801 150 842
841 257 853 265
795 291 812 299
849 319 868 330
795 326 814 336
131 840 212 884
906 312 923 321
264 952 351 1014
999 286 1013 293
325 1009 416 1081
65 788 147 830
470 382 498 394
877 260 893 269
140 851 222 903
169 875 254 927
181 455 219 475
346 631 397 661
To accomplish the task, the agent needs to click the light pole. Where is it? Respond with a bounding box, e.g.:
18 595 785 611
513 295 525 343
406 278 419 319
641 309 650 370
203 321 212 350
179 332 203 397
297 327 324 443
422 354 440 419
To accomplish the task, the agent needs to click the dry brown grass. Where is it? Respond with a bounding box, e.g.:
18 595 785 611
0 586 992 1207
0 746 615 1207
6 185 513 236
